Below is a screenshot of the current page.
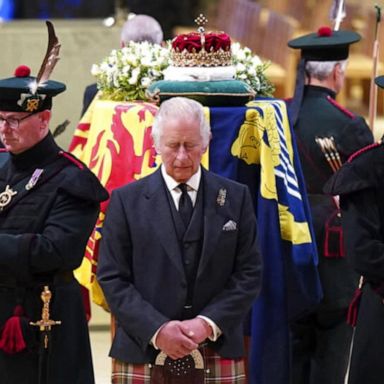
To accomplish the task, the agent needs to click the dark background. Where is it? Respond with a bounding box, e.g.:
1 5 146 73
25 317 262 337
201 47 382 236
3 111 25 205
1 0 202 40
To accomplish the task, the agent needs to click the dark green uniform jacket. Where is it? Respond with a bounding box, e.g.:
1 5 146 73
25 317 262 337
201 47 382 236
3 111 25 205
290 85 374 384
0 133 108 384
294 85 373 310
324 139 384 384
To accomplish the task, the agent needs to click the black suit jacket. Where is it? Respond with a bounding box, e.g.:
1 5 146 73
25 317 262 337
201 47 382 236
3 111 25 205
97 167 262 363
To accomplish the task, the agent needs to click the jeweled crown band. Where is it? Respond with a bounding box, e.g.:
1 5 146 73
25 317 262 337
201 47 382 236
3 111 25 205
171 49 232 67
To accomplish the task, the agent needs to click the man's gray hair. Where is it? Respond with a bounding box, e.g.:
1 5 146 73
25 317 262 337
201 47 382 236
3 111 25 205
305 60 348 81
121 14 163 45
152 97 211 149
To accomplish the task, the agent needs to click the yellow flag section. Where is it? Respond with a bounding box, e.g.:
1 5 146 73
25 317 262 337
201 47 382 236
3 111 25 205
231 99 312 245
70 100 209 310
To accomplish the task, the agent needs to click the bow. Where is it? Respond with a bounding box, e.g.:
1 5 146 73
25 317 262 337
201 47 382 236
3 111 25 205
368 5 382 134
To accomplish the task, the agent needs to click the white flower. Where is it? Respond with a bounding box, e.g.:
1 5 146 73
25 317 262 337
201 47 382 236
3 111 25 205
252 56 262 66
231 44 274 96
149 69 160 77
128 67 141 85
113 75 120 88
247 67 256 77
92 41 170 101
236 63 246 72
141 77 151 87
141 56 153 67
91 64 100 76
234 48 246 61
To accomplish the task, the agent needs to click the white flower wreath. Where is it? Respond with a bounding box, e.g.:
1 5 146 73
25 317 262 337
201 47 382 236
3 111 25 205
91 41 275 101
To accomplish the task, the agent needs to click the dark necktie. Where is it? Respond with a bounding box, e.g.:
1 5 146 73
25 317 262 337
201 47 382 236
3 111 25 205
178 183 193 227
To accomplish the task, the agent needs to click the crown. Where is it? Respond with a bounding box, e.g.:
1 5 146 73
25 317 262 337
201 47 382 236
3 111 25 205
171 14 232 67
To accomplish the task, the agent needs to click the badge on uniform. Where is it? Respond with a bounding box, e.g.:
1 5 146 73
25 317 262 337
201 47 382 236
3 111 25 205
25 168 44 190
17 93 45 112
0 185 17 210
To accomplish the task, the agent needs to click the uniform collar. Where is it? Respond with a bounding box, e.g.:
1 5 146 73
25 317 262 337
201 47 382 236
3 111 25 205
304 85 336 100
10 132 60 170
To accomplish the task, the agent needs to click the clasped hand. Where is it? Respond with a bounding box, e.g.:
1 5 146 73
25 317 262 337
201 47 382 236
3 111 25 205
156 318 212 360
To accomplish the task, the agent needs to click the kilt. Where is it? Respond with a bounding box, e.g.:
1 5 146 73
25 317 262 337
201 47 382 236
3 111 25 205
112 346 246 384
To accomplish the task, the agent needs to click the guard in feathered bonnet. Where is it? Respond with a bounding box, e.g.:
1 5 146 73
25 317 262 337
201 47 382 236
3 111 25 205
286 22 374 384
0 21 108 384
322 76 384 384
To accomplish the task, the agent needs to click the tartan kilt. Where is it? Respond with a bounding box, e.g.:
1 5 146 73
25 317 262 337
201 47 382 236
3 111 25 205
112 347 246 384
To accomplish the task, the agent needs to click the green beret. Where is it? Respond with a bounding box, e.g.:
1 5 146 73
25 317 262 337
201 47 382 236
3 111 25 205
288 26 361 61
0 65 66 112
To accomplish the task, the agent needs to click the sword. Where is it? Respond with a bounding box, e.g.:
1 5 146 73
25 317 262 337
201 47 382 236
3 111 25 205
30 285 61 384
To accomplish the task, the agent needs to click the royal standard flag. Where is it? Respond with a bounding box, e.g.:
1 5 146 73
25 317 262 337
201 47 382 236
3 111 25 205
208 99 322 384
70 100 160 310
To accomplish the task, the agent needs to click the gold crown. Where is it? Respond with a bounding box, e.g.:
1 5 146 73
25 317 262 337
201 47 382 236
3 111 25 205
171 14 232 67
171 49 232 67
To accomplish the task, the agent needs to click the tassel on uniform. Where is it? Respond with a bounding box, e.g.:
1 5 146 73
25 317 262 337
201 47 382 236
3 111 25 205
0 305 27 354
346 276 364 327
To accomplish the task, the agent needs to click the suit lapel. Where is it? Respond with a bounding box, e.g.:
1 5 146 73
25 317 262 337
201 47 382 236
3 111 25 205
143 169 231 278
198 170 228 277
144 169 185 275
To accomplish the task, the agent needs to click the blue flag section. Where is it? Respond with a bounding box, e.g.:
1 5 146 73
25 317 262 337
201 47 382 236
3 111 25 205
209 99 322 384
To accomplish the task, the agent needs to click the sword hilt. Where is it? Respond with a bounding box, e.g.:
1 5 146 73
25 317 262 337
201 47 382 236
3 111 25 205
30 285 61 348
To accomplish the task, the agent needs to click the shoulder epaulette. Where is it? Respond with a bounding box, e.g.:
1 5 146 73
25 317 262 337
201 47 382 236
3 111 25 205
347 141 382 163
59 151 84 170
326 96 354 118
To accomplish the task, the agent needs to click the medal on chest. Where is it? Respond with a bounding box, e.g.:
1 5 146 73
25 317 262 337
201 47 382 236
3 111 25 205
25 168 44 190
0 185 18 210
0 168 44 211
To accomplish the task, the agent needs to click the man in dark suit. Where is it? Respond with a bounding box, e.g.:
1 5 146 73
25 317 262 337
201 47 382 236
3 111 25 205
287 27 374 384
81 14 163 116
97 96 262 383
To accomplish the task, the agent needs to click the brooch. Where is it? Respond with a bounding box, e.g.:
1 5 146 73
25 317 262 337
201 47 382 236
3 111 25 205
216 188 227 207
